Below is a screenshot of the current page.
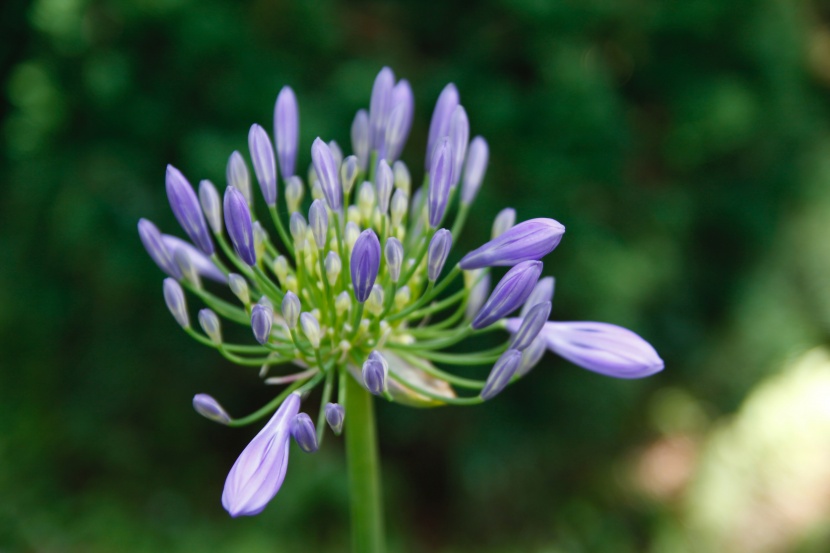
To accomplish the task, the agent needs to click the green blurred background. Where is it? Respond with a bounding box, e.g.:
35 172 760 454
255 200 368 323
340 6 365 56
4 0 830 551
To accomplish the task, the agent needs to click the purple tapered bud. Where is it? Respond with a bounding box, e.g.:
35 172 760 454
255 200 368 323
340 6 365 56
472 260 543 329
427 138 454 228
328 140 343 169
351 109 370 171
460 218 565 270
384 80 414 162
518 333 547 377
508 301 551 351
290 413 318 453
311 138 342 211
325 402 345 435
248 124 278 206
427 229 452 282
193 393 231 425
138 219 181 279
226 152 252 206
350 229 381 303
341 155 359 196
282 291 300 329
369 67 395 155
521 276 555 317
375 159 393 214
199 179 222 234
163 278 188 327
251 303 273 345
309 199 328 250
362 351 388 396
222 392 301 517
223 186 257 266
385 237 404 283
448 105 469 186
274 86 299 177
166 165 214 255
491 208 516 239
199 308 222 344
465 270 490 321
162 235 226 283
461 136 489 205
426 83 460 169
543 322 664 379
481 349 522 400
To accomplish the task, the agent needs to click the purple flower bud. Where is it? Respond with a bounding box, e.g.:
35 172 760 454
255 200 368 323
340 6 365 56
426 83 460 169
518 334 547 377
226 152 252 206
481 349 522 400
449 105 469 186
274 86 299 177
193 394 231 425
375 159 393 214
472 260 543 329
509 301 551 351
290 413 318 453
161 235 226 283
138 219 182 279
223 186 257 266
465 270 490 321
166 165 214 255
521 276 555 317
309 199 328 250
385 237 404 283
384 80 414 162
222 392 301 517
350 229 381 303
163 278 188 327
311 138 342 211
427 229 452 282
199 308 222 344
369 67 395 155
289 212 307 250
248 124 278 206
461 136 489 205
341 155 359 196
199 179 222 234
351 109 370 171
328 140 343 169
491 208 516 239
362 351 388 396
282 291 300 329
427 138 454 228
251 303 273 345
543 322 664 379
325 402 345 435
460 218 565 270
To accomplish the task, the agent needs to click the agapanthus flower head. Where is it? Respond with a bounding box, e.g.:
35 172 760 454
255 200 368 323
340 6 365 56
140 66 663 519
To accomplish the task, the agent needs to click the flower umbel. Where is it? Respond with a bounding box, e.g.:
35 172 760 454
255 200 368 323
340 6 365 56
139 67 664 520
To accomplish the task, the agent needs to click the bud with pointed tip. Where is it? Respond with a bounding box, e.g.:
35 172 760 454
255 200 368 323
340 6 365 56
336 291 351 316
274 86 299 178
199 179 222 234
459 219 565 270
351 109 370 171
427 138 454 228
285 176 304 213
325 251 341 286
427 229 452 282
226 152 252 206
309 199 328 250
163 278 188 327
393 160 411 193
251 303 273 345
328 140 343 170
461 136 489 205
139 219 181 279
289 212 307 251
518 333 547 377
290 413 319 453
229 274 250 305
449 105 469 186
358 181 376 222
385 237 404 283
341 155 359 196
426 83 460 169
166 165 214 255
385 80 414 162
375 159 393 214
300 312 321 348
163 235 225 283
223 186 256 265
394 286 411 310
367 285 384 315
472 260 543 329
390 189 408 229
253 221 268 260
273 256 289 285
344 222 360 252
248 124 278 206
369 67 395 154
509 301 551 351
193 394 231 425
350 229 381 303
481 349 522 400
282 291 300 329
199 308 222 344
465 270 490 321
325 403 345 435
311 138 342 211
520 276 555 317
362 351 388 395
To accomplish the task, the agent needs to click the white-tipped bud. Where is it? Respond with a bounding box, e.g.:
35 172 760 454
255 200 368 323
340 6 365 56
491 207 516 239
273 256 289 285
257 295 273 310
325 251 342 286
300 312 321 348
309 199 329 250
367 284 384 315
362 350 388 395
198 179 222 234
228 273 250 305
291 413 319 454
394 286 411 310
345 222 360 252
390 189 408 229
311 180 324 201
226 151 252 206
341 155 359 196
393 160 411 194
328 140 343 169
289 212 307 250
253 221 268 260
375 160 393 215
192 394 231 425
282 291 300 329
285 274 298 294
385 238 404 283
427 229 452 282
465 270 490 321
336 291 351 316
285 176 304 214
358 181 376 222
198 308 222 344
173 248 200 287
163 278 189 328
325 403 345 435
347 205 361 225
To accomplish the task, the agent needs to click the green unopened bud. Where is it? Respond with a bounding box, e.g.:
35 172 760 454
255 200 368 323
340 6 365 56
285 274 298 294
345 222 360 252
273 256 289 285
300 312 321 348
341 155 359 196
325 251 341 286
347 206 361 225
173 248 201 288
358 182 375 222
253 221 268 260
336 291 351 316
229 273 250 304
385 237 403 283
390 189 408 229
199 308 222 344
290 213 307 251
285 176 304 214
311 181 324 201
367 285 384 315
393 160 411 194
282 291 300 329
395 286 411 310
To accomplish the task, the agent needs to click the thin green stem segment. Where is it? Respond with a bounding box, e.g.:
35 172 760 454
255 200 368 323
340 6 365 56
345 373 385 553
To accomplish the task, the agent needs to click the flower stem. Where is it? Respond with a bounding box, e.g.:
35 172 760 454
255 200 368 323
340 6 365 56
344 372 385 553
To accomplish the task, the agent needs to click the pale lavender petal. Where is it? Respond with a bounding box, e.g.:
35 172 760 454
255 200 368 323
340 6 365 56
375 159 393 214
166 165 214 255
491 207 516 239
163 278 188 327
223 186 256 266
274 86 299 177
460 218 565 269
481 349 522 400
520 276 555 317
427 229 452 282
199 179 222 234
448 105 469 186
162 235 226 283
384 80 414 162
385 237 404 283
308 199 328 250
226 152 252 206
472 260 543 329
426 83 459 169
461 136 489 205
248 124 278 206
427 138 453 228
193 394 231 425
138 218 182 279
351 109 370 171
311 138 342 211
369 67 395 155
509 301 551 351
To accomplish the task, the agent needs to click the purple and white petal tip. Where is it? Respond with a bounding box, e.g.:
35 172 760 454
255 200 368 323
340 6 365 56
460 218 565 270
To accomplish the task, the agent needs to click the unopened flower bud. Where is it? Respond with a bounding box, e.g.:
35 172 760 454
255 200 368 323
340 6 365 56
290 413 318 453
369 67 395 153
285 176 304 214
328 140 343 170
518 333 546 377
427 138 453 227
282 291 300 329
223 186 256 265
273 256 289 285
289 212 307 251
375 160 393 215
309 199 329 250
311 138 342 211
324 251 342 286
465 270 490 321
336 291 351 316
449 105 469 186
351 229 381 303
472 261 543 329
358 181 376 222
385 237 404 283
384 81 414 161
461 136 488 205
510 301 551 351
251 303 273 345
163 278 188 327
345 222 360 252
427 229 452 282
460 218 565 270
253 221 268 260
481 349 522 400
426 83 460 170
229 273 250 305
394 286 411 310
199 308 222 344
193 394 231 425
521 276 555 317
173 246 200 287
362 351 388 395
491 208 516 239
300 312 321 348
341 155 359 196
248 124 278 206
311 181 324 200
198 179 222 234
167 165 215 256
325 403 345 435
367 285 384 315
390 189 408 229
347 205 361 225
351 109 370 171
274 86 299 178
226 151 252 206
393 160 411 194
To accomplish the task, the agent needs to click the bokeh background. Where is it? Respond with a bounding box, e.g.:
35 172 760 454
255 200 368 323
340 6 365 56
4 0 830 551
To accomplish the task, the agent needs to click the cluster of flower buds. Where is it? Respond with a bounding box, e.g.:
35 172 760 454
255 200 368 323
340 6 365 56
139 67 664 518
